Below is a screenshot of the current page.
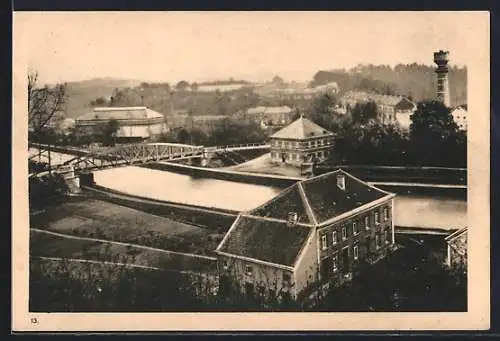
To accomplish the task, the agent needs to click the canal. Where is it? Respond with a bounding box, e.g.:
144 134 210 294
93 166 467 230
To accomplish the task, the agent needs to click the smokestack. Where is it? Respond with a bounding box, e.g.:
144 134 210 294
433 50 451 108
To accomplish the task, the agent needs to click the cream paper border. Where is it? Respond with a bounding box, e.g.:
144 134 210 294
12 11 490 331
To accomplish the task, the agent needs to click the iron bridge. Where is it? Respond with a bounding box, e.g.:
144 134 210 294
60 143 205 173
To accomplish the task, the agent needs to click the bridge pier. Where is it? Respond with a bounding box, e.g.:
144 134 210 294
201 150 215 167
56 165 81 194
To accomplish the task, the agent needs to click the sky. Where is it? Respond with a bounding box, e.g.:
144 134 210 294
14 11 484 85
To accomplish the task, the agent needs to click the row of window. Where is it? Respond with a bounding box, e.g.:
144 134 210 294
243 264 292 284
271 150 331 162
320 206 391 251
328 233 391 274
222 261 293 284
270 139 333 149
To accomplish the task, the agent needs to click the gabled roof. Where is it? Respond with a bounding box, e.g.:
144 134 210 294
300 169 391 224
77 107 164 121
445 226 468 242
249 183 315 225
270 116 333 140
216 215 313 267
216 169 394 268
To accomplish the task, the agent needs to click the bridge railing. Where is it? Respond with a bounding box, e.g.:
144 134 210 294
206 142 270 151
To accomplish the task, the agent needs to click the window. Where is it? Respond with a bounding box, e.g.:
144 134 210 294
375 235 380 249
321 234 327 250
353 245 359 260
353 222 358 235
295 153 300 161
374 211 380 225
245 265 253 276
332 231 338 245
365 216 370 230
283 273 291 284
342 226 347 240
384 207 389 221
332 254 338 272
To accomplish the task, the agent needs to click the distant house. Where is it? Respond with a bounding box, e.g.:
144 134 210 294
444 227 467 273
245 106 295 130
269 116 335 166
340 91 416 130
75 106 167 143
450 105 467 131
252 82 339 100
215 169 396 301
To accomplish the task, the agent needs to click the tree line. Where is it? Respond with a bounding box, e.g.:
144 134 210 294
310 63 467 106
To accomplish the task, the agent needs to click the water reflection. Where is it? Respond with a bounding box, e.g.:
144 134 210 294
94 166 467 230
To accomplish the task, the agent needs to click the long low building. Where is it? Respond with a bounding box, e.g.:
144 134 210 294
75 106 168 143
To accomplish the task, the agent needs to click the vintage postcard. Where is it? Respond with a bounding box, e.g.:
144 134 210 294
12 11 490 331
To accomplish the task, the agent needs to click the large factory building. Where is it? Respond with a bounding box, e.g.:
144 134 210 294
75 106 168 143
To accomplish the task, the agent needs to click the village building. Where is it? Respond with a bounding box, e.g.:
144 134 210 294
215 169 396 301
75 106 167 143
444 226 467 274
340 91 416 130
269 116 335 166
450 105 467 131
244 106 295 130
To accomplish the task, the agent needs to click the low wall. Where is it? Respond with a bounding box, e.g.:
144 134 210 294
82 184 237 233
141 162 301 188
372 183 466 199
314 164 467 185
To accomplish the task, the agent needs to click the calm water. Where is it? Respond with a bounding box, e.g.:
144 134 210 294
94 166 283 212
93 166 467 230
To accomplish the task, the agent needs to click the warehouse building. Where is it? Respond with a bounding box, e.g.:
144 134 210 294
75 106 168 143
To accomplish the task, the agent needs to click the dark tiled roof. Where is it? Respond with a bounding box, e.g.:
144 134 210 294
249 184 312 224
270 116 332 140
218 215 312 267
300 170 389 223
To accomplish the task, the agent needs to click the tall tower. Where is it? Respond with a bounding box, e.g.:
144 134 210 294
433 50 451 107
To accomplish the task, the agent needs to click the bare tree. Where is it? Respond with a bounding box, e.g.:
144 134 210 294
28 70 67 136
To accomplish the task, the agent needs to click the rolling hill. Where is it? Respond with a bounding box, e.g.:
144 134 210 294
63 78 143 118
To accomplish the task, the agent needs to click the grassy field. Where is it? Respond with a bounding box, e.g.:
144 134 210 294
30 199 225 256
30 230 216 271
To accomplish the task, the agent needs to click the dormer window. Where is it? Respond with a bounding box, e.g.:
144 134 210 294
337 175 346 191
286 212 299 227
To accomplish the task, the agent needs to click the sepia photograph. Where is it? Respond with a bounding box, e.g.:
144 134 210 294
12 11 490 331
